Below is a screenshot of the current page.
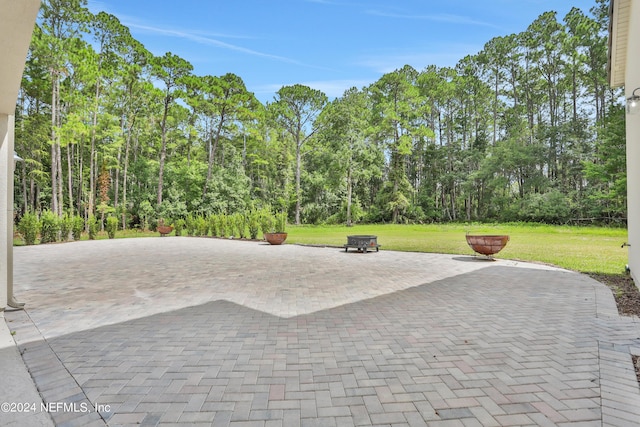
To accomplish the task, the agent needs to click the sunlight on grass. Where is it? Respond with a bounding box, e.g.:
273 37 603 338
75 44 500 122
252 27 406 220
286 223 629 275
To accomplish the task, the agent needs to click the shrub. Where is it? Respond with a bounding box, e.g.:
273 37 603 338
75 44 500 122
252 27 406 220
235 213 247 239
40 210 60 244
519 190 572 224
18 212 40 245
174 218 185 236
259 210 275 235
88 215 99 240
106 216 118 239
60 213 74 241
230 214 241 238
185 215 195 236
218 214 227 237
275 212 287 233
226 214 236 238
72 215 84 241
138 200 154 231
248 210 260 240
195 216 208 237
209 215 219 237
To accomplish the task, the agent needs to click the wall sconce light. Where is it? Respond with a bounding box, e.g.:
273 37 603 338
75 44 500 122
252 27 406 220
13 151 23 173
628 87 640 115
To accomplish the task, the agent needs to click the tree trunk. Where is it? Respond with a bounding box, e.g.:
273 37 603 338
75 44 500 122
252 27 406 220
50 72 59 215
77 142 83 216
56 143 63 216
346 164 353 227
20 163 27 216
67 144 73 214
204 118 224 197
295 142 302 225
88 80 101 217
114 144 121 208
121 121 133 230
157 98 170 207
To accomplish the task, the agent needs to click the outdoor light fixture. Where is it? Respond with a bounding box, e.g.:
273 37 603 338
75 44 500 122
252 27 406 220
13 151 23 173
627 87 640 115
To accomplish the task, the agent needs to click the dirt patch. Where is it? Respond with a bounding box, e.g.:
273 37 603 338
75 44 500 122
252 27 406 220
588 273 640 384
589 273 640 317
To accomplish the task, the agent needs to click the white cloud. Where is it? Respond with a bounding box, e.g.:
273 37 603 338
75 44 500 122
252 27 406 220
126 23 303 65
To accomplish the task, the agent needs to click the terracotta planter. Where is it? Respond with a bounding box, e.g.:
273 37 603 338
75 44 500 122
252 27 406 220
466 234 509 257
157 225 173 236
264 232 287 245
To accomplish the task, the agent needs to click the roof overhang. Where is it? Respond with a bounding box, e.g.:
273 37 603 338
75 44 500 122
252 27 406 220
0 0 41 115
608 0 631 88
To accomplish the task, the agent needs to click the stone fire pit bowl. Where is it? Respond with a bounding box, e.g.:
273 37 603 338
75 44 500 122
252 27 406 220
465 234 509 259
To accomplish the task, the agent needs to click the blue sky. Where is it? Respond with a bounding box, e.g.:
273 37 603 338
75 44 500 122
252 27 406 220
87 0 598 103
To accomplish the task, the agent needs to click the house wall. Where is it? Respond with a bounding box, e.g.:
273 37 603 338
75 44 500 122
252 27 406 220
626 3 640 286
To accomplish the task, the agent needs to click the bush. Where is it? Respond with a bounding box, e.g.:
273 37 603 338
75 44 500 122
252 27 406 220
72 215 84 241
60 213 74 241
18 212 40 245
88 215 99 240
275 212 287 233
40 210 60 244
300 202 327 225
248 210 260 240
227 214 238 238
235 213 247 239
209 215 219 237
259 209 275 235
185 215 196 236
218 214 227 237
194 216 208 237
106 216 118 239
174 218 185 236
519 190 572 224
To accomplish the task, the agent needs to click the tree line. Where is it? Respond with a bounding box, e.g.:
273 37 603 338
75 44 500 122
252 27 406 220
15 0 626 230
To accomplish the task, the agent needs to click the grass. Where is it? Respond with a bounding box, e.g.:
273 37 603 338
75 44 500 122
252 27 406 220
285 223 629 275
13 222 629 275
13 228 160 245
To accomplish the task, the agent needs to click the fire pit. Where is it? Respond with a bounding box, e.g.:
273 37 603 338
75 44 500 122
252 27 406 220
466 234 509 258
344 235 380 253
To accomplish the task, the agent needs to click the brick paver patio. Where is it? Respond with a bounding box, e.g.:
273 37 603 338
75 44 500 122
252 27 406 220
4 237 640 426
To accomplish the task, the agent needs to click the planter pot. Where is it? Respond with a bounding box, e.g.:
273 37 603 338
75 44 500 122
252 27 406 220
157 225 173 236
264 232 287 245
466 234 509 257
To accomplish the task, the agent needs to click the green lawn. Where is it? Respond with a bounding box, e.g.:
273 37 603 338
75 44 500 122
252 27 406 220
285 223 629 275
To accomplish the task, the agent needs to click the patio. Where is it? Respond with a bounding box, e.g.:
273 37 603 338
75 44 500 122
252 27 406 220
3 237 640 426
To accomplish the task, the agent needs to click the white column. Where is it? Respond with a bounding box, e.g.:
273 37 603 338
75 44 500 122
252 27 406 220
626 6 640 287
0 114 23 311
0 114 10 311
